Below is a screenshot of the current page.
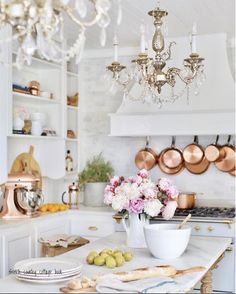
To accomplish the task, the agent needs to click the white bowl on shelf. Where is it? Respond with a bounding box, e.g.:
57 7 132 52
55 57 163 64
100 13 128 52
144 223 191 259
41 91 51 98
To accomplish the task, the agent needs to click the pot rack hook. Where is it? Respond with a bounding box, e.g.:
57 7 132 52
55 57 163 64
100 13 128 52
215 135 219 145
171 136 176 147
193 135 199 144
227 135 231 145
145 136 150 147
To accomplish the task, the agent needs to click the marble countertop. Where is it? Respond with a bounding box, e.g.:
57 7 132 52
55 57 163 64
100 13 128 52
0 233 231 293
0 205 113 229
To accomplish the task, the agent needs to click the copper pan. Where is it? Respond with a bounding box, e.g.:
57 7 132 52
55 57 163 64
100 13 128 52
229 141 236 176
185 156 210 174
229 170 235 177
205 135 226 162
158 149 184 175
135 136 158 170
183 136 204 165
162 136 183 169
215 135 236 172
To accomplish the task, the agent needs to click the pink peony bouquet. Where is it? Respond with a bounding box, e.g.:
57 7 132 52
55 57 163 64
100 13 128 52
104 169 179 220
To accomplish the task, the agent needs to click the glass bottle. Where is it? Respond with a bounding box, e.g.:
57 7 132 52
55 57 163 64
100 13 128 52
65 150 73 172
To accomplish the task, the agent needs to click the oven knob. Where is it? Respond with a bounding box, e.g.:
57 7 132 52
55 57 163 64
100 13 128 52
194 225 201 231
226 246 233 252
207 226 214 232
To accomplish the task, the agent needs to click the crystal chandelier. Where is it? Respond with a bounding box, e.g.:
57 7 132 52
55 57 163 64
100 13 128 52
106 5 206 107
0 0 114 66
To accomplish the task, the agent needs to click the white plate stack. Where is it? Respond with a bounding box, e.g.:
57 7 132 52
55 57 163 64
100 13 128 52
13 258 82 284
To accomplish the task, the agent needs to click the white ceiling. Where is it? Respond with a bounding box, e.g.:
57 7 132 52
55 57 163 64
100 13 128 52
65 0 235 49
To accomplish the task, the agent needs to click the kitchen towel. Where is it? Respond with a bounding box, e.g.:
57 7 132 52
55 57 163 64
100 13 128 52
39 234 81 248
96 276 183 293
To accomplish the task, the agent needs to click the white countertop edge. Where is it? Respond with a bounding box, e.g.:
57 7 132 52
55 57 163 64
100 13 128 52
0 233 232 293
0 206 114 230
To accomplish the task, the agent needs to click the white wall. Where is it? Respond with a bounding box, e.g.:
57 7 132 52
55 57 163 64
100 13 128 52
77 33 235 207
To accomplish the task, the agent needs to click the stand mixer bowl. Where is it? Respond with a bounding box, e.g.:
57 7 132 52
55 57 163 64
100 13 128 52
15 188 44 215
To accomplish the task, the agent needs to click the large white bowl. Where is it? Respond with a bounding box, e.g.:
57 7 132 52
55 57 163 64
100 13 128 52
144 223 191 259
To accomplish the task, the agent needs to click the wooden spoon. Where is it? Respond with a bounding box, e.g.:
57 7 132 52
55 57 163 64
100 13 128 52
177 214 192 229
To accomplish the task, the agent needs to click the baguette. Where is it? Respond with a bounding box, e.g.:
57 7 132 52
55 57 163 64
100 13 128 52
60 265 205 293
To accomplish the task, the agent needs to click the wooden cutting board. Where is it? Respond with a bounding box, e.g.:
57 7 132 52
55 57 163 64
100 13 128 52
10 146 42 189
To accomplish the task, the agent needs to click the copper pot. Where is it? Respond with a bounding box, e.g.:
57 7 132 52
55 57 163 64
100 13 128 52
215 135 236 172
177 192 196 209
185 156 210 174
158 149 185 175
205 135 225 162
183 136 204 165
135 137 158 170
162 136 183 169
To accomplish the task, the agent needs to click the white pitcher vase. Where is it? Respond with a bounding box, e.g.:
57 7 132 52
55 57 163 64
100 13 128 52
122 213 149 248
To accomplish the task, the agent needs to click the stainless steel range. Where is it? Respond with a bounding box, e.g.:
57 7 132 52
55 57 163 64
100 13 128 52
174 206 235 219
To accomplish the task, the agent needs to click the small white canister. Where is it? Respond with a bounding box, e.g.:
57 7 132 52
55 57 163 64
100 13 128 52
31 112 46 136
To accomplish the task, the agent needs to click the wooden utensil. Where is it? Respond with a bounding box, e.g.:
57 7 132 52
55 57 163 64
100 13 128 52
162 136 183 169
60 265 205 293
183 136 204 165
177 214 192 229
215 135 236 173
135 137 158 170
185 156 210 174
205 135 226 163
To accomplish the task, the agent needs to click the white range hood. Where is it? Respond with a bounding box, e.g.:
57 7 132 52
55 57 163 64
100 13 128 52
109 33 235 137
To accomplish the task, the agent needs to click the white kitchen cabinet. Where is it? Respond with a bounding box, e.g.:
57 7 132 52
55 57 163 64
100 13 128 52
0 210 115 278
1 227 34 277
212 245 235 292
0 235 3 278
70 212 115 241
34 217 70 257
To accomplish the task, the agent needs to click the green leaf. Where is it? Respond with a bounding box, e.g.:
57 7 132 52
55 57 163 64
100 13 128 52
78 153 114 185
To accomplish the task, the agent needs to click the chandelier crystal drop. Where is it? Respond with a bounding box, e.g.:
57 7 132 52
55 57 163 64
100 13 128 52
0 0 113 66
106 6 206 107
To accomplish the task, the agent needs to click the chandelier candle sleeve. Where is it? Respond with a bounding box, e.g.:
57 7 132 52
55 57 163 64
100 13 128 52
191 22 197 53
140 24 146 53
113 35 119 62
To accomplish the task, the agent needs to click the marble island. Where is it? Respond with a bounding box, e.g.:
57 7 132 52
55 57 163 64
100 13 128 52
0 232 231 293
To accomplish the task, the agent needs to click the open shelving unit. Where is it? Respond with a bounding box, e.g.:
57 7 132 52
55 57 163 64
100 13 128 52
13 92 62 104
64 56 79 181
7 37 80 181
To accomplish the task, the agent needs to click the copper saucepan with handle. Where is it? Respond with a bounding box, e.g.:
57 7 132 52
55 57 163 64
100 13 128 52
161 136 183 169
184 137 210 174
177 192 196 209
205 135 226 162
215 135 236 173
183 136 204 165
158 138 184 175
135 136 158 171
